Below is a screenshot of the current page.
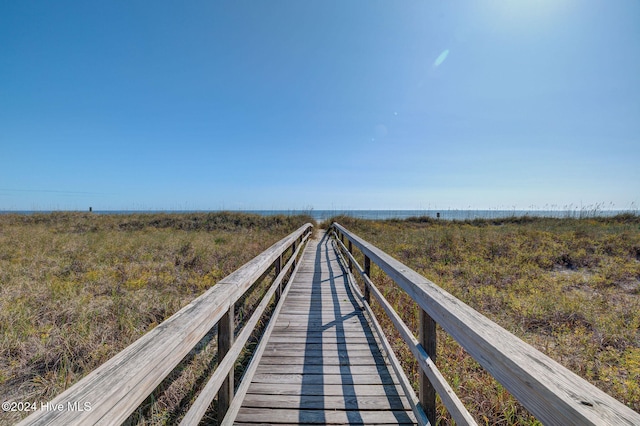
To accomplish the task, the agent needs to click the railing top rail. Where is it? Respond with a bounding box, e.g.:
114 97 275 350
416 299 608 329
20 223 313 426
331 222 640 426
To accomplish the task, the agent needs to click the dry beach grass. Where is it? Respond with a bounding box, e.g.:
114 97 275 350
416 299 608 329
2 212 638 424
0 212 313 425
327 214 640 424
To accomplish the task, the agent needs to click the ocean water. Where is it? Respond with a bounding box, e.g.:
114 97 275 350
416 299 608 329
242 209 630 222
1 209 628 222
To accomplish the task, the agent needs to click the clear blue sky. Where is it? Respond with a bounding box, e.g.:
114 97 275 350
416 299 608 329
2 1 639 211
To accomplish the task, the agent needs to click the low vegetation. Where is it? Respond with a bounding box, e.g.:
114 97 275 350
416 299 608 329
0 212 313 425
326 214 640 424
3 211 637 425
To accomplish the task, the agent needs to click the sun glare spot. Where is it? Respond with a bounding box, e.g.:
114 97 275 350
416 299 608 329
485 0 572 34
434 49 449 67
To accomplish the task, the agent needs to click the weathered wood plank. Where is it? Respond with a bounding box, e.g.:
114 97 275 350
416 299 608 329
235 408 416 424
258 355 387 366
246 383 409 397
294 269 344 275
282 293 357 299
241 393 412 410
274 316 365 322
281 293 356 301
287 285 351 292
261 350 386 360
269 329 373 337
264 332 376 344
266 336 376 344
281 303 355 308
255 364 390 375
283 303 356 307
267 335 374 343
273 321 366 326
280 300 360 306
264 342 379 351
261 344 381 354
234 423 412 426
280 305 356 311
268 328 374 335
271 326 370 333
250 373 399 385
275 311 362 318
274 315 364 324
271 323 366 330
269 328 372 334
261 349 383 359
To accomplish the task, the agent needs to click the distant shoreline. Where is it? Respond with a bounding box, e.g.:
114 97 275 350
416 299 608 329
0 209 635 223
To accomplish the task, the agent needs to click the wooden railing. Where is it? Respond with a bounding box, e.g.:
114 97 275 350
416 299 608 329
19 223 314 426
329 222 640 426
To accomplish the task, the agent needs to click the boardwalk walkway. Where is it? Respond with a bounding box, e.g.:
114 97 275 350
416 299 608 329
235 232 418 425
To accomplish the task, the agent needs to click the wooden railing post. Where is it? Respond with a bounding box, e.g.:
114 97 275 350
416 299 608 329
348 240 353 272
363 255 371 304
217 304 234 423
420 309 437 424
291 239 297 268
274 255 282 298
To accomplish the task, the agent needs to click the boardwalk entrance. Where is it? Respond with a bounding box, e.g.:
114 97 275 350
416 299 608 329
235 232 418 425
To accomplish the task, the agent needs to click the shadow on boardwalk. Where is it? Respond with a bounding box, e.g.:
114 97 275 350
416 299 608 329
299 231 412 424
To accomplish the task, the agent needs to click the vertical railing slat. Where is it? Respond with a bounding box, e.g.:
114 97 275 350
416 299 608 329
217 304 234 423
363 255 371 304
420 309 437 425
291 239 297 269
274 255 282 298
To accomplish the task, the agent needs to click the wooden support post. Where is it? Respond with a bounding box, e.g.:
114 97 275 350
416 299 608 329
217 305 234 423
291 240 297 269
348 240 353 273
274 256 282 298
420 309 437 425
363 255 371 304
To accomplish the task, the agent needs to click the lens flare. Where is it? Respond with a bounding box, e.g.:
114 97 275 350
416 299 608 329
434 49 449 67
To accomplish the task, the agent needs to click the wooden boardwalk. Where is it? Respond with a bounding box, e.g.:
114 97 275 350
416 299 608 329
235 232 418 425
